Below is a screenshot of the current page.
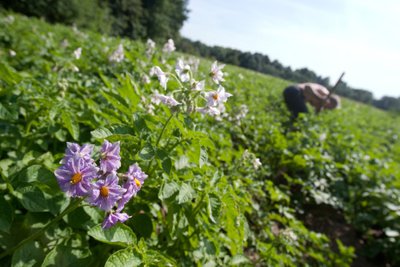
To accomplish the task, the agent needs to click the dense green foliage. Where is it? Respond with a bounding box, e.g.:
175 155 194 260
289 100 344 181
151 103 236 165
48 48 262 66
0 0 189 41
1 13 400 266
176 37 400 112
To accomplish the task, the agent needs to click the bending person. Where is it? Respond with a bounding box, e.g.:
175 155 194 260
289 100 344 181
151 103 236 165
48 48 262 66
283 82 341 119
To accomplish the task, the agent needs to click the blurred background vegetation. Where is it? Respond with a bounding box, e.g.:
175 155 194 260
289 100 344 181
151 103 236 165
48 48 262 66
0 0 189 41
1 0 399 112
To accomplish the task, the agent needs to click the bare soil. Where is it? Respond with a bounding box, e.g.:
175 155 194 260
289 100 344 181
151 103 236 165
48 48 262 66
299 203 390 267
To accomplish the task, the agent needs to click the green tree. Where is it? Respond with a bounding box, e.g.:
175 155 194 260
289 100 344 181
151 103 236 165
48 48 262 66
142 0 189 41
0 0 111 34
106 0 146 39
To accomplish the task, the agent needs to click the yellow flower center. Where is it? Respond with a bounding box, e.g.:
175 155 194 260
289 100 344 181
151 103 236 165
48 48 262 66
100 186 109 197
134 178 141 188
212 93 219 100
70 173 82 185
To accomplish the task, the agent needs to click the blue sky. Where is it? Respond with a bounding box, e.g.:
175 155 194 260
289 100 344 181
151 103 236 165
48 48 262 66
181 0 400 99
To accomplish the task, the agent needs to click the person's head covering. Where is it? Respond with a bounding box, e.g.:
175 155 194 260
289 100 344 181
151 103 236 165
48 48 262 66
327 94 341 109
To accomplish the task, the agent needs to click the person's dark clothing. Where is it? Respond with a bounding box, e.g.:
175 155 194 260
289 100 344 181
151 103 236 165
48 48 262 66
283 86 308 119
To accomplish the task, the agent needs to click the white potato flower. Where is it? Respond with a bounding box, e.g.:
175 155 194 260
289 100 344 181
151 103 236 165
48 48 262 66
73 47 82 59
163 39 176 53
151 93 180 107
205 86 232 107
175 59 191 82
210 61 225 84
150 66 169 89
196 106 221 116
109 44 124 63
191 79 205 91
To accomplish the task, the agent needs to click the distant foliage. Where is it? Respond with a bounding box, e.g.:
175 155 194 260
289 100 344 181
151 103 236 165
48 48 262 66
0 0 112 34
373 96 400 112
0 0 189 41
176 37 399 112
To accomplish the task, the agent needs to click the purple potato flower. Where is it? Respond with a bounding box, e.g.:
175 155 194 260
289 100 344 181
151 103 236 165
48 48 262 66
54 158 98 197
117 163 148 210
102 211 131 229
88 172 126 211
100 140 121 173
62 142 95 165
55 141 150 229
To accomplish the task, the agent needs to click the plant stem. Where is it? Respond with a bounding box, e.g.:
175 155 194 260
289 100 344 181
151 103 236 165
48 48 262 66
156 113 175 146
146 113 175 174
0 198 83 259
170 73 184 89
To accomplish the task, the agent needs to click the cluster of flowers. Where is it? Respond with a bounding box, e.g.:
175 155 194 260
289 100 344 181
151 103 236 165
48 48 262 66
108 38 174 64
149 59 232 118
145 38 175 59
109 44 124 63
228 104 249 124
73 47 82 60
54 141 147 228
144 38 233 118
242 149 262 170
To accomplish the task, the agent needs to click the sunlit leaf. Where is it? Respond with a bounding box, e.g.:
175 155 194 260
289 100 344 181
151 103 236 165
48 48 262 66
105 247 141 267
88 224 137 247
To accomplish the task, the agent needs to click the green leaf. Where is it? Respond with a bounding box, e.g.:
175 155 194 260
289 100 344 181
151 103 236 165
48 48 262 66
91 125 134 139
116 74 140 108
139 144 155 160
0 195 13 232
0 158 13 178
61 111 79 140
88 224 137 247
199 146 208 168
11 241 44 267
14 186 48 212
130 213 153 238
99 72 113 89
188 144 208 168
83 206 104 224
15 165 57 189
46 193 69 215
162 157 172 174
210 171 221 186
100 90 131 116
158 180 179 200
105 247 141 267
54 128 67 142
36 167 59 191
0 103 17 121
64 206 101 229
177 183 195 204
142 249 177 266
206 194 221 224
91 127 113 139
0 62 22 85
133 115 150 133
41 245 92 267
175 155 189 170
230 255 250 265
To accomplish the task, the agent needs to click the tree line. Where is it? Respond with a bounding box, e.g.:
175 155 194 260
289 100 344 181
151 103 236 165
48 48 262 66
176 37 400 112
0 0 188 42
1 0 398 112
